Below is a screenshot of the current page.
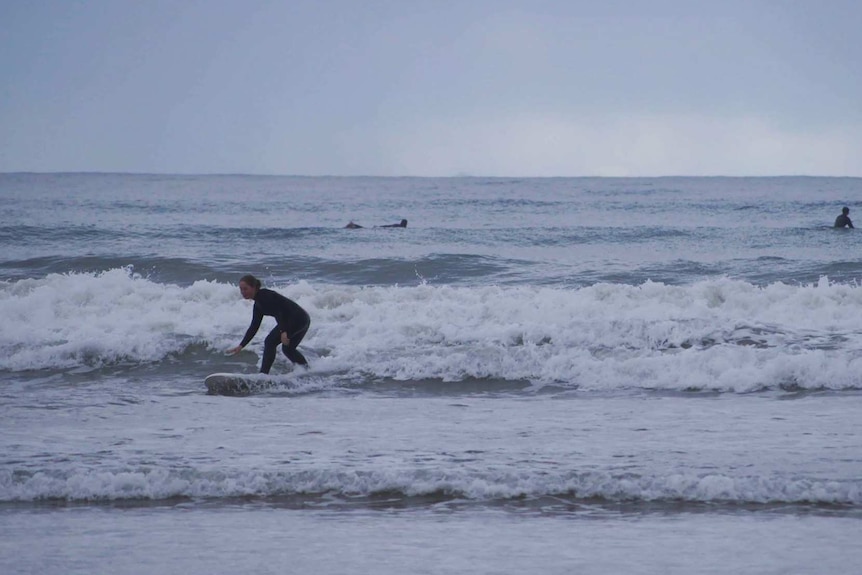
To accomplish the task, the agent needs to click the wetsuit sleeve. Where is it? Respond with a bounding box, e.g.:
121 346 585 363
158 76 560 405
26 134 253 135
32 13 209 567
850 218 854 229
239 304 264 348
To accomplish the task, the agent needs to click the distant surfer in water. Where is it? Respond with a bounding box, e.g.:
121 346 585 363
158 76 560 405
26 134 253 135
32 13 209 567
834 207 854 229
379 219 408 228
344 219 407 229
227 274 310 373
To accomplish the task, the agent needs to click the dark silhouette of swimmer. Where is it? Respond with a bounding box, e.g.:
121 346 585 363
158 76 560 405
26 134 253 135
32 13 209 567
834 207 854 229
345 219 407 229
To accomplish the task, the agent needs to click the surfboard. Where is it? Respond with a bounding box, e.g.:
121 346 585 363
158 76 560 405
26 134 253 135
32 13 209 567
205 373 275 396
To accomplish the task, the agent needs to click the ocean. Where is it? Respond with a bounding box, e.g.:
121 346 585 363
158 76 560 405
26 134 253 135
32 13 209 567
1 173 861 574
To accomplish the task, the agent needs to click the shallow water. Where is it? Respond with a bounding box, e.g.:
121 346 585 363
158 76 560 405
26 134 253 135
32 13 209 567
4 505 861 575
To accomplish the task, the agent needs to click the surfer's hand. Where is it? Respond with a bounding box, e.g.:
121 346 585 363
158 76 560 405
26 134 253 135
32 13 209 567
226 346 242 356
280 332 290 346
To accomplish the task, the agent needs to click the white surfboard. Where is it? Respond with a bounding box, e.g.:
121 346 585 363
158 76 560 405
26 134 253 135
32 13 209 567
205 373 276 396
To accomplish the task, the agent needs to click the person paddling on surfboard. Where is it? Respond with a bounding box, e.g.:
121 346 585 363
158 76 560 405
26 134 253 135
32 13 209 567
226 274 310 373
344 219 407 228
379 219 407 228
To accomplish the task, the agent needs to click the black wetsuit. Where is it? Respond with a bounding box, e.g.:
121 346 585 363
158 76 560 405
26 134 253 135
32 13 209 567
239 288 310 373
834 214 854 228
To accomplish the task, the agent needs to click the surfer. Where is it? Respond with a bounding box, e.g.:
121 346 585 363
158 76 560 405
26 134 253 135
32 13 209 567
834 207 854 228
379 219 408 228
227 275 310 373
344 219 407 228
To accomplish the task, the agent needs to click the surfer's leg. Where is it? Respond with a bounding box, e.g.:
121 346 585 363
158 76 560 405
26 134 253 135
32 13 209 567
284 346 308 366
260 327 282 373
282 320 310 366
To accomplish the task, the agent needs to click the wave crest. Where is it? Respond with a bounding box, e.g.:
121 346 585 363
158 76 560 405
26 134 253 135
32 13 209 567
3 270 862 393
2 467 858 506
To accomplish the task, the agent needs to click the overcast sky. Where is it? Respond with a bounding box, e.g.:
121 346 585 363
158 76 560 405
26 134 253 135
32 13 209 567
1 0 860 176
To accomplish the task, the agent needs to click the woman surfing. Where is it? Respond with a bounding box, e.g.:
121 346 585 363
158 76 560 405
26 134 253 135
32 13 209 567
227 274 311 373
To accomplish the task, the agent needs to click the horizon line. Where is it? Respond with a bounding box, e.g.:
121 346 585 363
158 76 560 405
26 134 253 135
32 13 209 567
1 171 860 179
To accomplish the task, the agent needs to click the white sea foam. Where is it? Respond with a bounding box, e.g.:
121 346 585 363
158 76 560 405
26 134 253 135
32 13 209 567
3 269 862 391
1 466 858 505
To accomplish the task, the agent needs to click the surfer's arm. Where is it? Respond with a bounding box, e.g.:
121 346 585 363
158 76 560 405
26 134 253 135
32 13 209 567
275 313 291 336
237 305 264 349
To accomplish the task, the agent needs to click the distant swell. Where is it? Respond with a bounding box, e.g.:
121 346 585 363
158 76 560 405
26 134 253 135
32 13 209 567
0 257 229 284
